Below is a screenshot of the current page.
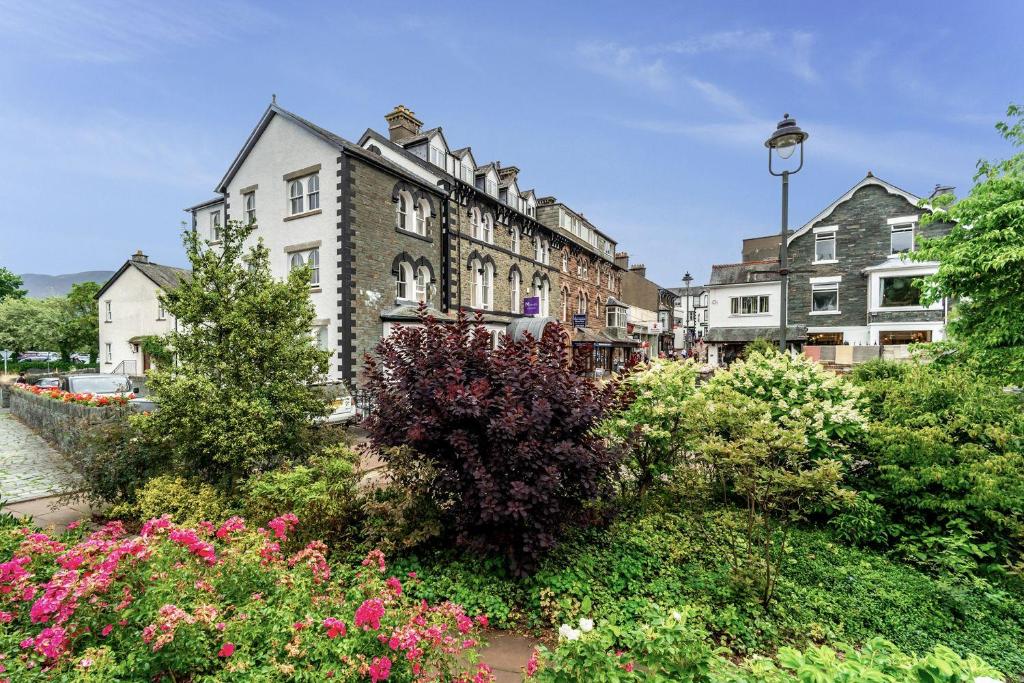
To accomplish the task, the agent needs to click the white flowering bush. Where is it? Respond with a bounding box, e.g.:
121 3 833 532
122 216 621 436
526 608 1005 682
600 360 700 497
707 349 865 459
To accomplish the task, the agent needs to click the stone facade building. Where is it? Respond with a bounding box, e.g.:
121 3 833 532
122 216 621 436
786 173 949 346
165 101 641 384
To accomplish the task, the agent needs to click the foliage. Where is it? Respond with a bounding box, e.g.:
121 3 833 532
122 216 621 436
69 413 172 509
600 360 700 498
0 297 61 356
242 445 365 552
911 104 1024 385
0 267 26 302
108 475 234 527
851 362 1024 574
706 348 865 460
528 611 1004 682
678 384 853 605
11 382 133 407
143 219 330 492
56 281 101 360
0 517 493 682
741 337 776 360
849 358 910 384
396 506 1024 675
364 309 620 575
5 360 97 373
360 446 445 556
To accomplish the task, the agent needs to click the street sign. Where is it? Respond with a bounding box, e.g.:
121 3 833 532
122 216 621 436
0 349 10 376
572 314 587 328
523 297 540 316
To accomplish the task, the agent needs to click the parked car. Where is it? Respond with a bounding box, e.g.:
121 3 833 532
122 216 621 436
18 351 60 362
313 381 357 426
61 374 138 396
33 377 61 389
69 353 92 364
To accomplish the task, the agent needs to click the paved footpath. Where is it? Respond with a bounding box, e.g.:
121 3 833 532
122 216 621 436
0 409 79 504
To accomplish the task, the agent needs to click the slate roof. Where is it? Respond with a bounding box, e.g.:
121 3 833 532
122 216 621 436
398 126 443 147
707 259 781 286
95 259 191 300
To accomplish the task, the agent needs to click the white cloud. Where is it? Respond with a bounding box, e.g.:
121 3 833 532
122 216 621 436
684 77 752 119
656 29 818 83
0 0 276 63
0 108 220 189
575 41 671 92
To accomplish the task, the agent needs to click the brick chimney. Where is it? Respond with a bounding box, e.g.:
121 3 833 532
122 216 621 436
131 250 149 264
614 251 629 270
629 263 647 278
384 105 423 142
497 165 520 183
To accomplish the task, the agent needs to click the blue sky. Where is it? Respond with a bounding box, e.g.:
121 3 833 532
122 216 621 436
1 0 1021 286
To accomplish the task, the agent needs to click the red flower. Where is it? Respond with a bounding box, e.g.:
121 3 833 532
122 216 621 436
218 642 235 658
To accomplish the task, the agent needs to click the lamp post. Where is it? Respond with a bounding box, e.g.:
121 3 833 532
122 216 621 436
765 114 808 353
682 271 693 355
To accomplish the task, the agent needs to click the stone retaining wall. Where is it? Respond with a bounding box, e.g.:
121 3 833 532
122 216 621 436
9 389 126 457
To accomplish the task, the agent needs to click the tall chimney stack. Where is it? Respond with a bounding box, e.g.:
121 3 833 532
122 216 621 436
384 105 423 142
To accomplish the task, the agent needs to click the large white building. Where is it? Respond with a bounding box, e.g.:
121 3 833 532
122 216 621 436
96 251 188 375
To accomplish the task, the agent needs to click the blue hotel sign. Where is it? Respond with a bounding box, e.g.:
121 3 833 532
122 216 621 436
572 314 587 328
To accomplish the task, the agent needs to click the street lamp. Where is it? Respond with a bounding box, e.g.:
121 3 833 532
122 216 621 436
765 114 808 352
682 271 693 355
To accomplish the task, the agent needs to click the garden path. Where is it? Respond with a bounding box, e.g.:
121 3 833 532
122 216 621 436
0 408 78 503
479 633 538 682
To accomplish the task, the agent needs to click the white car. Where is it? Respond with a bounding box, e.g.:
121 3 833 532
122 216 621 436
313 382 357 426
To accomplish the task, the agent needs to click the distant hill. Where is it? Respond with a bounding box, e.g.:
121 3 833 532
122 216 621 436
19 271 114 298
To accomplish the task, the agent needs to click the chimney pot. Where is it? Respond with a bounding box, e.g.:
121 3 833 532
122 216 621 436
132 250 149 264
384 104 423 142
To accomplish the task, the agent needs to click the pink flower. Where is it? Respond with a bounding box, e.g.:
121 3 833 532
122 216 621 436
267 513 298 540
475 614 489 628
362 549 386 573
101 624 113 637
322 617 347 639
368 656 392 682
218 642 236 658
20 626 69 660
524 650 540 677
385 577 403 596
215 516 246 539
354 598 385 631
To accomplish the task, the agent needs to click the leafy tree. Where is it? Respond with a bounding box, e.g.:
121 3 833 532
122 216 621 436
852 362 1024 575
679 383 853 606
363 310 620 574
913 104 1024 384
601 359 699 498
0 296 61 355
56 280 101 360
143 219 330 491
0 267 26 301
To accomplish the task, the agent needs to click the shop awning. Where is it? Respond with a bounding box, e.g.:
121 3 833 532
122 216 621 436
704 326 808 343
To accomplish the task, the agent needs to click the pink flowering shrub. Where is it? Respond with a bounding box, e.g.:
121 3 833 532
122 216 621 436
0 515 493 681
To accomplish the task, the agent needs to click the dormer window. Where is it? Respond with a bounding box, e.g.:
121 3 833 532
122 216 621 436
486 178 497 197
429 146 446 168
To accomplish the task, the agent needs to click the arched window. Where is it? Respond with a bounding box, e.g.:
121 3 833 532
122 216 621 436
244 192 256 223
471 258 483 308
414 265 429 303
561 287 569 321
511 228 520 253
307 248 319 286
307 174 320 210
482 213 494 243
510 270 521 313
414 199 428 235
532 275 550 317
289 251 304 272
396 191 412 230
561 251 569 273
469 207 482 240
577 291 587 315
289 180 304 215
482 262 494 310
396 261 414 300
